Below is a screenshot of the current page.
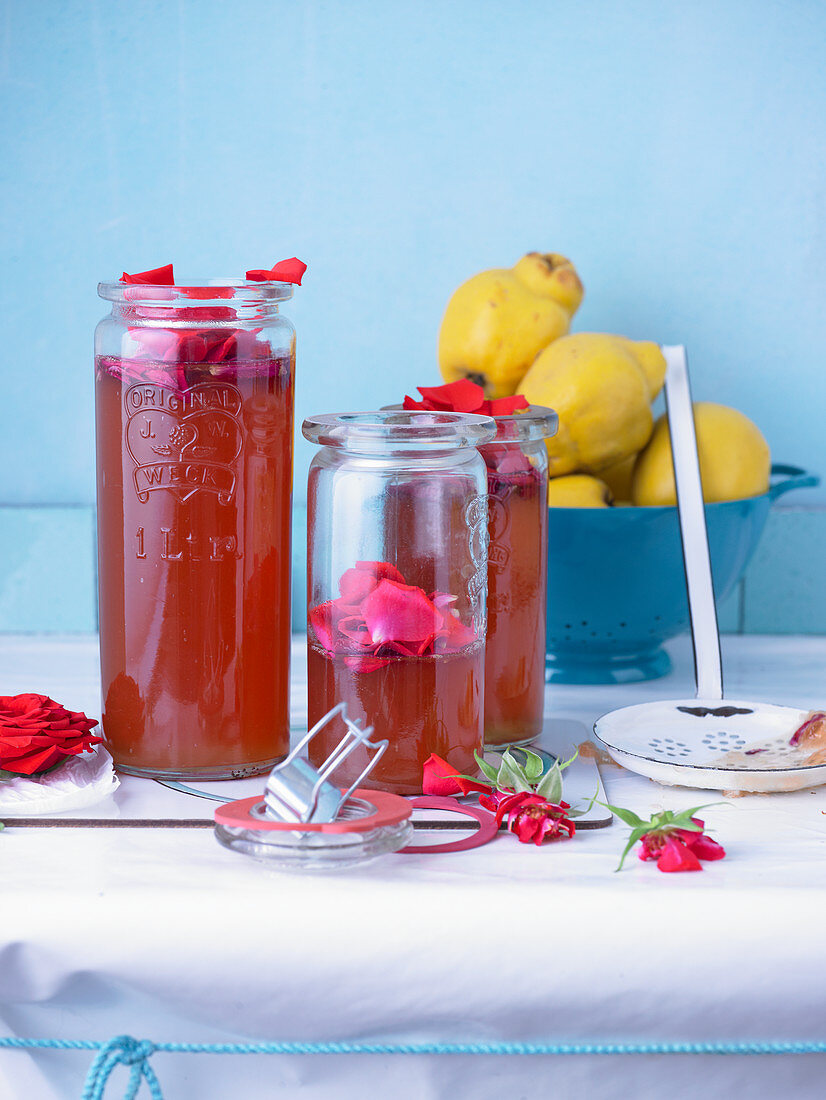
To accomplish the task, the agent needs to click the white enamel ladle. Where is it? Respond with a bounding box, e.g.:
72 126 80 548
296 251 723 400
594 346 823 793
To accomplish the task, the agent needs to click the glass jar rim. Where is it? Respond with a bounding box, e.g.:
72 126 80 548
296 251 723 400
381 403 557 443
302 410 496 452
487 404 557 443
98 278 294 303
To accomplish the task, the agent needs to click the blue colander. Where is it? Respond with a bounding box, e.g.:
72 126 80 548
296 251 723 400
545 464 819 684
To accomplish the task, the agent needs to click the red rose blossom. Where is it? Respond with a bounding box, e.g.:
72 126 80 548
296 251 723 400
607 803 727 872
0 694 101 776
480 790 576 845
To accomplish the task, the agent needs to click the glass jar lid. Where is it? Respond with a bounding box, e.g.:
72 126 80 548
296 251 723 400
302 410 496 453
489 404 558 444
98 278 294 303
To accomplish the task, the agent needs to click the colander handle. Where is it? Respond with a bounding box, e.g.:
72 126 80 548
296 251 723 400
769 464 820 501
663 346 724 702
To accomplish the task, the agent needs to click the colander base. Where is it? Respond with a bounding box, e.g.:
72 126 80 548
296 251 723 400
545 645 672 685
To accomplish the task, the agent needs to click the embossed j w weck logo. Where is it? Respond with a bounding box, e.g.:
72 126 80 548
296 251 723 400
125 382 244 504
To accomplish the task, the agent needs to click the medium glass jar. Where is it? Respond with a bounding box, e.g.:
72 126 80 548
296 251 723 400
481 407 557 746
303 411 496 795
95 278 296 778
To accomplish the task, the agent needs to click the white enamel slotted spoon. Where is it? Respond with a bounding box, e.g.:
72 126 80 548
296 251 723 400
594 346 824 793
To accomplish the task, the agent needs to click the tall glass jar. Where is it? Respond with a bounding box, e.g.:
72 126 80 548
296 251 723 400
95 278 296 778
481 407 557 746
303 411 495 795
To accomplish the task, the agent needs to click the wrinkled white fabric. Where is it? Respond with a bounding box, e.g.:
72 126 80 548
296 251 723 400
0 746 118 816
1 635 826 1100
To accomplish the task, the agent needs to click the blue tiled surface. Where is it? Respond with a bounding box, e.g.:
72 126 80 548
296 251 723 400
1 2 826 510
0 503 821 635
0 506 97 632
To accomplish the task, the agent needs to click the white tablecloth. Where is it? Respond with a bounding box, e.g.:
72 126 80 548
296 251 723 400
2 634 826 1099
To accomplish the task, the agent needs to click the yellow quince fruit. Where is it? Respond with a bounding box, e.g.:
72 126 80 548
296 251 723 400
520 333 666 476
600 453 638 501
632 402 771 505
438 253 583 398
547 474 613 508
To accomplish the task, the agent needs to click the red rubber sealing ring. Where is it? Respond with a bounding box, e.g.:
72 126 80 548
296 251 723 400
214 789 411 834
398 796 499 854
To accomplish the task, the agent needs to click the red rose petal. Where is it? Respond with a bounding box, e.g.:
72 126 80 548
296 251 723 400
430 591 457 611
355 561 406 584
121 264 175 285
790 712 826 746
179 286 234 300
270 258 307 284
676 830 726 861
308 601 339 651
378 640 421 657
402 395 429 411
481 443 533 475
175 333 209 363
2 745 63 775
361 580 443 644
246 258 307 285
339 568 381 604
440 612 477 650
337 616 375 648
421 754 491 796
417 380 486 413
342 655 389 673
656 837 703 872
486 395 530 415
422 754 464 796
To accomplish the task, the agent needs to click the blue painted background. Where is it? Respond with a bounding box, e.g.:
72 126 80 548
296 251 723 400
0 0 824 631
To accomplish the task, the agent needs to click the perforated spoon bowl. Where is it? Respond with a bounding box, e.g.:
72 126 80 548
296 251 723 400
594 346 823 793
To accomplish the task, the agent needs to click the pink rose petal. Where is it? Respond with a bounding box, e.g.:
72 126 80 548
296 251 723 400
430 591 458 611
355 561 406 584
361 580 443 644
308 601 339 651
339 568 380 604
337 616 375 648
437 612 477 651
656 837 703 872
676 829 726 861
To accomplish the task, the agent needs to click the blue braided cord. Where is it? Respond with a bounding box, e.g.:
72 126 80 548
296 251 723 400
4 1034 826 1100
4 1036 826 1057
80 1036 163 1100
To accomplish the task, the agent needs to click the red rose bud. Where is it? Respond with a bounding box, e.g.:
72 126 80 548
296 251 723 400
0 694 101 776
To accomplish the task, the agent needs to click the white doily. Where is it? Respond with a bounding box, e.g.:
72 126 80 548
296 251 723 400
0 745 119 816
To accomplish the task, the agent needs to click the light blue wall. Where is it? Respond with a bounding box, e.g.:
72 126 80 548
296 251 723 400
0 0 824 631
